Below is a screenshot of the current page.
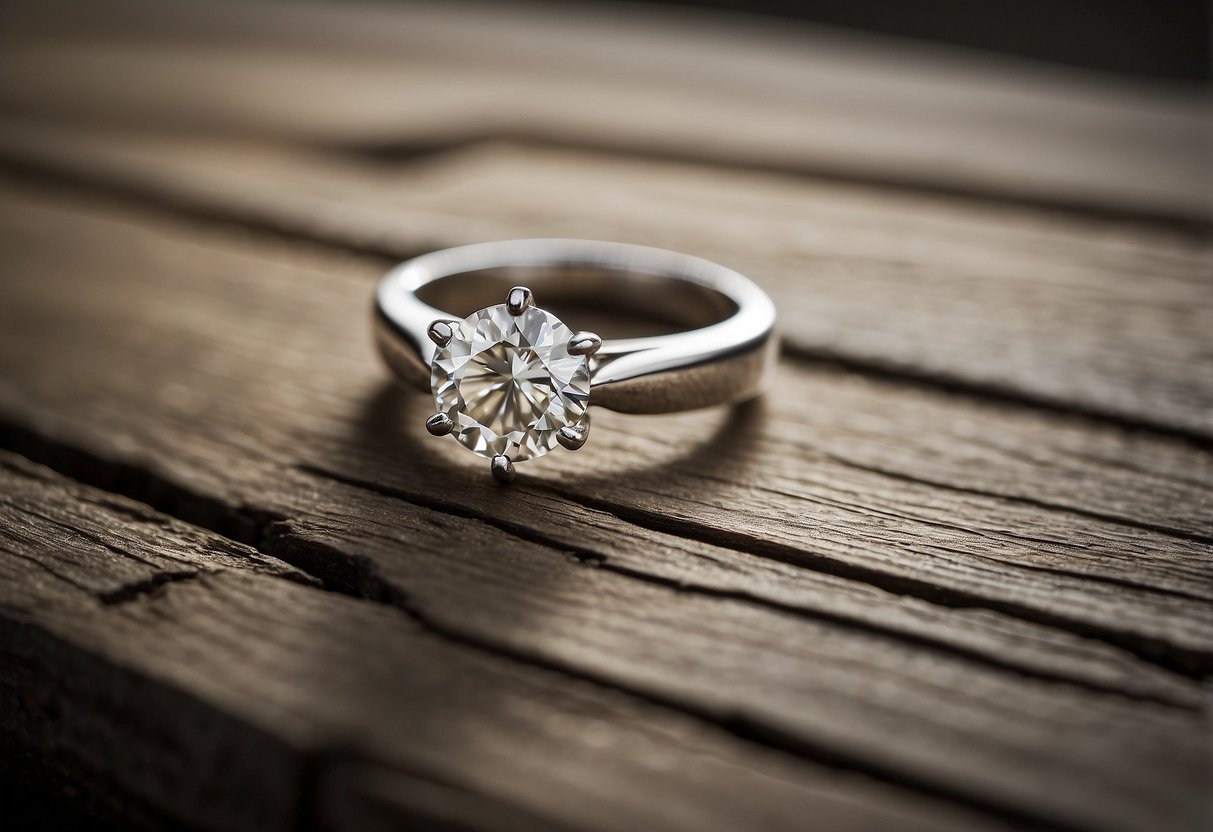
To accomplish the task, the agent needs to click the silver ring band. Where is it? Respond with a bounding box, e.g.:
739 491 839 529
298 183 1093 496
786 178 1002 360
375 239 777 413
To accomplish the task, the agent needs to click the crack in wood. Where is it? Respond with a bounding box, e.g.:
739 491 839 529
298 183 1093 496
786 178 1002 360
1 150 1210 449
525 486 1213 679
1 17 1209 828
812 448 1213 550
0 154 420 264
0 419 1203 831
248 531 1094 832
4 408 1208 689
96 570 202 606
978 555 1213 604
349 132 1213 234
0 422 288 551
0 565 1064 832
716 471 1211 604
782 348 1213 452
293 462 1203 707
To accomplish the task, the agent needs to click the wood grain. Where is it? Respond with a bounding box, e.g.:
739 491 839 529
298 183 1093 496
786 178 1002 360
0 176 1208 831
0 0 1207 222
1 127 1208 441
2 4 1210 828
3 452 999 832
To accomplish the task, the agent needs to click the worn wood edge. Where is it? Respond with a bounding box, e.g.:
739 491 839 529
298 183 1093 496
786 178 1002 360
0 453 308 832
0 124 1208 442
1 0 1208 223
0 451 1017 832
0 184 1208 832
0 173 1209 667
4 417 1209 832
2 440 1207 832
3 393 1205 708
0 173 1208 658
0 161 1208 529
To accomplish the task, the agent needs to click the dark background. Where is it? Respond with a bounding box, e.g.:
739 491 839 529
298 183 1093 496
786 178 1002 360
597 0 1211 82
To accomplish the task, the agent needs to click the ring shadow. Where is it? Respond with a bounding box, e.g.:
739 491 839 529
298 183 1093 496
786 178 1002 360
347 381 770 503
303 380 771 786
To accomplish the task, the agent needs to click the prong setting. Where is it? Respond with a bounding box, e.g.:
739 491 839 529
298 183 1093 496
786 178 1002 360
506 286 533 316
568 331 602 356
425 412 454 436
556 424 588 451
490 454 516 483
428 293 591 469
427 319 456 347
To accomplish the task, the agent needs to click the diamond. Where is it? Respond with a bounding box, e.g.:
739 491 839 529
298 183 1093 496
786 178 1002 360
431 303 591 461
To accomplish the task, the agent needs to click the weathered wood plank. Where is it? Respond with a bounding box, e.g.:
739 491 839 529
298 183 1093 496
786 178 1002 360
2 174 1209 666
2 452 993 832
0 177 1209 831
1 127 1208 440
0 0 1207 221
4 5 1209 828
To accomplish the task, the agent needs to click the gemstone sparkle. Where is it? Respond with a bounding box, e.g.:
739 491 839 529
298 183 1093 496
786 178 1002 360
431 303 591 461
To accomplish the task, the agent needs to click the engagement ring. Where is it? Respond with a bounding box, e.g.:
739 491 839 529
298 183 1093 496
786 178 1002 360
374 240 777 482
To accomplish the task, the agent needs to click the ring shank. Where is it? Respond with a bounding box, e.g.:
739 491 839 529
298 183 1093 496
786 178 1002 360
374 239 777 413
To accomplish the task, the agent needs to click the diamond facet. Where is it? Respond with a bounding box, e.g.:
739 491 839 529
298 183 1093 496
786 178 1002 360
431 303 591 461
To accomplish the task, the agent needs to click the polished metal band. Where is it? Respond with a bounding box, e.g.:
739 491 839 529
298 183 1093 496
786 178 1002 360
374 239 778 413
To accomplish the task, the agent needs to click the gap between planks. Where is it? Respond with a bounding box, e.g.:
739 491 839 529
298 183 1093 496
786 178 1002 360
6 455 1021 832
294 459 1209 698
2 0 1207 224
1 404 1207 700
0 173 1208 679
349 131 1213 234
0 449 1076 832
0 143 1209 451
0 180 1208 832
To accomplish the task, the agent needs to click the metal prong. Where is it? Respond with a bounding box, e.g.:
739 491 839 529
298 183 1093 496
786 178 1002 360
490 454 516 483
568 331 601 356
427 320 455 347
425 412 454 436
506 286 533 316
557 424 588 451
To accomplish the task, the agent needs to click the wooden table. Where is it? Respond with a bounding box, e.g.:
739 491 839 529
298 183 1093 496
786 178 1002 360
1 3 1210 830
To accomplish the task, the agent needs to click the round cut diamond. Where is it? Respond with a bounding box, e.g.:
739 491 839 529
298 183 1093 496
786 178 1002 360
431 304 590 461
